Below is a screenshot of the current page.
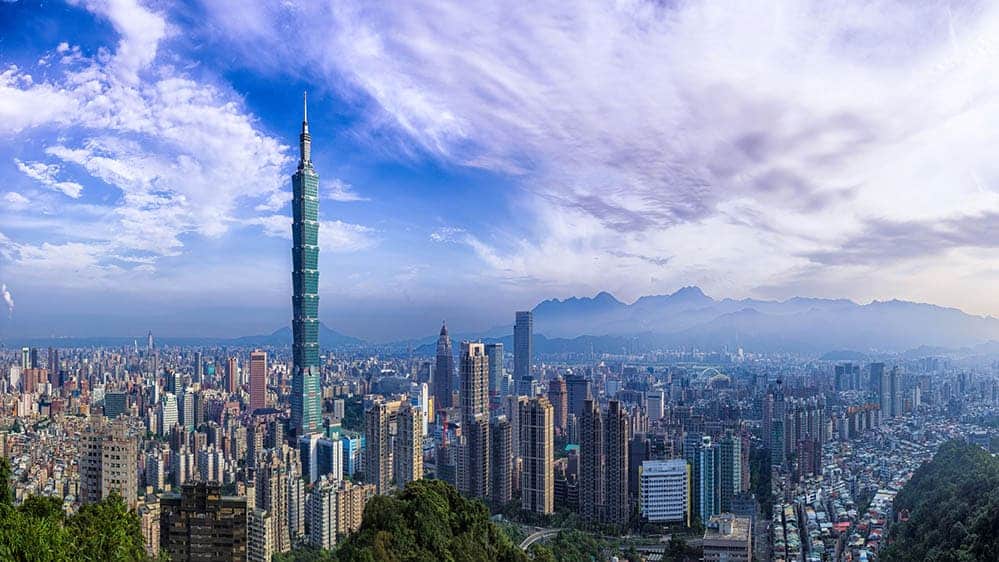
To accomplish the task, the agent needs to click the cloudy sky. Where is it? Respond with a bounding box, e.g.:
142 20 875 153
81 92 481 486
1 0 998 341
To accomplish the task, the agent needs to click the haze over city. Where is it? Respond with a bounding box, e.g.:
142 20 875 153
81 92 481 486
3 0 999 341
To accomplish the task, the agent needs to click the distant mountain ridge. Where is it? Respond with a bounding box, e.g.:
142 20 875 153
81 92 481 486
529 286 999 352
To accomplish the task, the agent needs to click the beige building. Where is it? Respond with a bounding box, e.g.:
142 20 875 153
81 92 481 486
703 513 752 562
520 396 554 514
79 417 138 508
247 508 275 562
366 398 424 495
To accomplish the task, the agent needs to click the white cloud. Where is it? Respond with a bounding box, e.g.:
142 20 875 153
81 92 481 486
13 158 84 198
2 192 30 210
2 0 296 277
324 177 367 202
200 0 999 313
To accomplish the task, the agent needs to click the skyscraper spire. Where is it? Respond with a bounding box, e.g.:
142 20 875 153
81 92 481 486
299 91 311 168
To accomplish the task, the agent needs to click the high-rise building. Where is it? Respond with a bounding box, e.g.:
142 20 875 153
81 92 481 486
604 400 630 527
647 390 665 421
434 322 455 412
80 417 138 509
890 366 902 417
485 342 505 397
226 356 239 395
491 415 512 504
547 378 568 432
247 508 275 562
299 433 322 484
306 478 337 550
180 389 195 431
291 92 322 438
365 400 396 495
458 342 491 498
520 396 554 514
514 311 533 395
566 374 591 421
194 351 203 384
719 431 742 512
639 459 689 525
104 391 128 420
249 350 268 413
160 482 248 562
317 436 344 482
395 403 424 488
698 437 721 522
256 449 291 554
579 399 605 523
364 399 422 494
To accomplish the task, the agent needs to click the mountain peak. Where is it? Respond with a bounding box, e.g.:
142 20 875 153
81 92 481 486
669 285 710 300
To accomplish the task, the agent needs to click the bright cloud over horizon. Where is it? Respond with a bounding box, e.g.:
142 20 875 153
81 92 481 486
2 0 999 341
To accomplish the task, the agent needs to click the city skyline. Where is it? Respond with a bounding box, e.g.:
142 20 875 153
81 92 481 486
3 1 999 342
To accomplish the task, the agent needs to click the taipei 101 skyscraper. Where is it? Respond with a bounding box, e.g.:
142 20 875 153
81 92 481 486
291 92 321 437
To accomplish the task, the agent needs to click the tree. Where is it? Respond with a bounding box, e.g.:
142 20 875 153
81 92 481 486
335 479 530 562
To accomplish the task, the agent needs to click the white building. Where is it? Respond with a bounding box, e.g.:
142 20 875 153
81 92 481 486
640 459 689 524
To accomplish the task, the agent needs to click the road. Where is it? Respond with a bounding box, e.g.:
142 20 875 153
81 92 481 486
519 528 562 550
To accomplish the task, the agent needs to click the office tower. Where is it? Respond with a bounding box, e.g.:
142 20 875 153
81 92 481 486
395 403 424 488
460 342 489 421
520 396 554 514
566 373 591 421
718 431 741 512
434 322 455 411
547 378 568 432
194 351 203 383
491 415 512 504
604 400 629 527
80 417 138 509
890 366 902 417
249 350 268 413
505 395 528 460
256 450 291 554
160 482 248 562
579 399 605 523
771 380 786 468
647 390 665 421
342 436 363 479
104 391 127 419
226 356 239 395
415 383 430 436
196 447 225 483
299 433 322 484
47 346 59 373
698 436 721 522
291 93 322 438
879 366 892 417
703 514 752 562
247 508 275 562
869 362 885 395
147 330 154 352
683 431 703 518
514 311 533 395
180 389 195 431
459 342 490 498
639 459 690 525
317 436 344 482
485 342 505 397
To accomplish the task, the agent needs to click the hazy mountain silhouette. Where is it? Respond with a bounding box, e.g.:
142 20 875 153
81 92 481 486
530 287 999 352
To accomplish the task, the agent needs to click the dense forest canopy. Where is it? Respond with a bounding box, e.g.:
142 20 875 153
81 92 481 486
882 440 999 562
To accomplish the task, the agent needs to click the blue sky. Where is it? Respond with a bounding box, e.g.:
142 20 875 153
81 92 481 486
2 0 999 341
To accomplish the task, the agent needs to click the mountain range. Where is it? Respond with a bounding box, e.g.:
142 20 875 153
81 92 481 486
528 286 999 353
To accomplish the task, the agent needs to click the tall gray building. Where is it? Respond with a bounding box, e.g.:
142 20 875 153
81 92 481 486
434 322 454 412
514 311 533 395
460 342 490 499
485 342 505 397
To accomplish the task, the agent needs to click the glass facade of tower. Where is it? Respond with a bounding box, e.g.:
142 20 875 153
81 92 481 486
292 98 321 437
